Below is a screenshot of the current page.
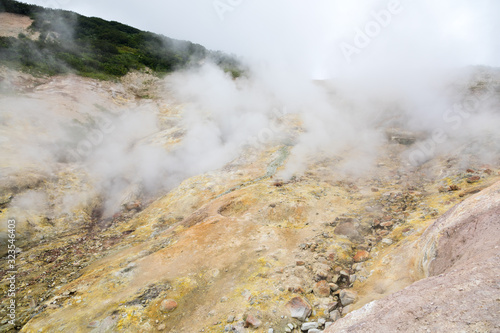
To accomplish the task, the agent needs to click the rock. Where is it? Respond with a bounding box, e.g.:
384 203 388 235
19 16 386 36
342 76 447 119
294 265 309 277
376 229 389 236
342 305 352 315
329 283 339 292
327 302 339 312
224 324 233 332
312 263 331 280
329 310 341 322
159 299 178 312
385 128 418 145
318 318 326 326
352 263 363 272
268 329 274 333
245 314 261 328
296 260 305 266
339 290 357 306
334 222 362 241
232 322 247 333
157 324 166 330
353 250 370 262
466 176 480 183
287 323 294 330
301 322 318 331
308 330 322 333
381 238 393 245
438 186 448 193
286 275 306 293
87 321 99 328
285 327 292 333
124 200 141 211
286 297 312 321
227 315 235 323
313 280 331 297
325 321 333 328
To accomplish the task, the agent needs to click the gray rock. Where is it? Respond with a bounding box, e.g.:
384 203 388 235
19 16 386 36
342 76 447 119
329 310 341 322
268 329 274 333
318 318 326 326
227 315 235 323
301 322 319 331
325 322 333 328
334 221 362 242
308 330 322 333
339 290 357 306
342 305 352 315
339 270 349 277
353 263 363 272
287 323 294 330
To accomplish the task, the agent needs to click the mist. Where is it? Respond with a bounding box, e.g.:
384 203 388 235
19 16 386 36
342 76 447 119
2 0 500 220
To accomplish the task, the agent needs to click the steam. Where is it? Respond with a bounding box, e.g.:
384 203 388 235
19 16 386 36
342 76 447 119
2 0 500 220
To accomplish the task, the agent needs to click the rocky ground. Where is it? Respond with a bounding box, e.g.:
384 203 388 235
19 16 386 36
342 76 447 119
325 180 500 333
0 66 499 333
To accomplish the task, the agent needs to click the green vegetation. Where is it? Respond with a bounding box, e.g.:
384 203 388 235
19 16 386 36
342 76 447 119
0 0 242 79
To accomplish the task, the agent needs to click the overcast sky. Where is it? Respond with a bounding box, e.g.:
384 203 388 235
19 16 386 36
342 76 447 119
23 0 500 77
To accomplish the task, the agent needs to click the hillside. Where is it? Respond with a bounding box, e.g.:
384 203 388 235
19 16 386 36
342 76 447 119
0 0 241 79
0 1 499 333
0 64 499 332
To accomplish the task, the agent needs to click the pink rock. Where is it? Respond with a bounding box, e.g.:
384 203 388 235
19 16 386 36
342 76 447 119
286 296 312 321
244 314 262 328
313 280 331 297
160 299 178 312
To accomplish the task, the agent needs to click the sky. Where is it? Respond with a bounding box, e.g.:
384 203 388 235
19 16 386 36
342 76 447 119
23 0 500 76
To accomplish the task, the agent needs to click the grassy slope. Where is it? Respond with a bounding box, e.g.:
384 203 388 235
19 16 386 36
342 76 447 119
0 0 241 79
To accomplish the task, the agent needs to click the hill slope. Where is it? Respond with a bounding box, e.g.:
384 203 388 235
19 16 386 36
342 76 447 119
0 66 499 332
0 0 240 79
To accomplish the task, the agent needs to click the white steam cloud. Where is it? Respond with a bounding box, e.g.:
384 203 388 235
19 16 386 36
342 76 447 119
2 0 500 220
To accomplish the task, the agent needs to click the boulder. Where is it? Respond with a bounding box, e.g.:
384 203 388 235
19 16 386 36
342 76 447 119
286 297 312 321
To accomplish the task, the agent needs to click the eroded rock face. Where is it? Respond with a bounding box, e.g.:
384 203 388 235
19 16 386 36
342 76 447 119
325 181 500 333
